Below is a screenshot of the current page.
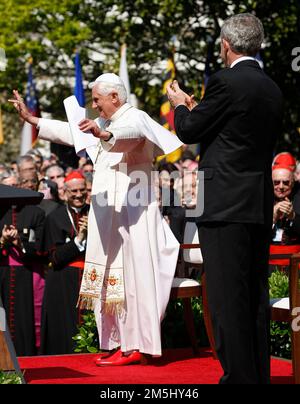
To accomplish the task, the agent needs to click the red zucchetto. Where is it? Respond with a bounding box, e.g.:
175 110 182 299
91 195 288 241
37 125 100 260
64 171 85 183
272 152 296 172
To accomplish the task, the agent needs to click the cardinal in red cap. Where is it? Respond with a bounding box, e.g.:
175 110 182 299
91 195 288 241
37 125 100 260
40 168 89 355
270 153 300 268
64 171 85 183
272 152 296 172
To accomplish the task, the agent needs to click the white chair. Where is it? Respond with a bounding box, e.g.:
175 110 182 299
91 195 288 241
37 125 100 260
182 221 203 266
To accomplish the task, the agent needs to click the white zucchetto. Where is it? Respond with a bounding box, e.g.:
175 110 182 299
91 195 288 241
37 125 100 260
88 73 125 89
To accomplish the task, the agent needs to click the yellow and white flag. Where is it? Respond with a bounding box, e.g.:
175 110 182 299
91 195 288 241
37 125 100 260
158 58 182 163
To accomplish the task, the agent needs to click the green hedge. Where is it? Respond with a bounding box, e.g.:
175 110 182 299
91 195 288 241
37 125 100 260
0 371 23 384
269 269 291 359
72 312 99 353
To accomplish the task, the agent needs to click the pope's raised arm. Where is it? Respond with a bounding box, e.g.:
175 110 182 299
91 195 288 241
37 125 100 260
9 89 74 146
9 74 182 158
9 89 39 126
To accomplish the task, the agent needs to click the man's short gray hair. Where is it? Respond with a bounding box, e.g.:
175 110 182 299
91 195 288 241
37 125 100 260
221 13 264 56
45 164 65 177
0 169 19 184
95 82 127 104
17 154 36 169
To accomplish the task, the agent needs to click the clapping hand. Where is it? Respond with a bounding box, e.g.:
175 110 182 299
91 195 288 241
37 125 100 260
1 224 22 248
166 80 198 110
77 215 88 243
273 198 295 222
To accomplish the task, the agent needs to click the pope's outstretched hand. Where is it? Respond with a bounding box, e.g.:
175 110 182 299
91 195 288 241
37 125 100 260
8 89 39 126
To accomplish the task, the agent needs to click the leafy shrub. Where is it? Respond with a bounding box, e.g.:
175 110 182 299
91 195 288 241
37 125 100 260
269 269 291 359
269 269 289 299
0 371 23 384
72 311 99 353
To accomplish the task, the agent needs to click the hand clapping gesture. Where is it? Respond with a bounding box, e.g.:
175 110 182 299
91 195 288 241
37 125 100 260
166 80 198 111
273 197 295 222
0 224 23 249
77 215 88 243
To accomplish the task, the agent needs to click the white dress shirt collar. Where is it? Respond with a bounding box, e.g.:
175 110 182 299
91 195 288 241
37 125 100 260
230 56 257 68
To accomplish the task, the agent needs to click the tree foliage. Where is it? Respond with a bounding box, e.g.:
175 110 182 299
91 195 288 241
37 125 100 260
0 0 299 163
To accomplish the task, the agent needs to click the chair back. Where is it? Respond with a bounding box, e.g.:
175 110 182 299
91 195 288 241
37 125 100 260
183 222 203 264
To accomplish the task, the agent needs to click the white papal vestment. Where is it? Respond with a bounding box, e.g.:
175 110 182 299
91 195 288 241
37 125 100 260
38 103 182 356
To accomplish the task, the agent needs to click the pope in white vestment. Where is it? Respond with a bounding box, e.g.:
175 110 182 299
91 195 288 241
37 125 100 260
9 73 182 363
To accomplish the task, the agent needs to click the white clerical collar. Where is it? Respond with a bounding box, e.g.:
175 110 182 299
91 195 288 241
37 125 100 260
68 205 84 214
230 56 257 68
110 103 132 122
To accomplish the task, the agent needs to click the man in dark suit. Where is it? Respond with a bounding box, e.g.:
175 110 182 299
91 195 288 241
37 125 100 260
167 13 283 384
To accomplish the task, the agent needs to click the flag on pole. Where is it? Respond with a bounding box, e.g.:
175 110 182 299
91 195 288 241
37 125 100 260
200 43 213 99
0 106 4 144
200 58 211 99
119 44 130 103
74 52 85 107
20 59 40 155
160 59 175 131
159 58 182 163
119 44 137 107
197 42 214 158
255 52 264 69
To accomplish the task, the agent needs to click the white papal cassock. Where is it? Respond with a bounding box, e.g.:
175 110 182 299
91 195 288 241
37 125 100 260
38 103 182 356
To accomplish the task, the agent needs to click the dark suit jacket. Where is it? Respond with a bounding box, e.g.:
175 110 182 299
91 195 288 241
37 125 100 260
174 60 283 225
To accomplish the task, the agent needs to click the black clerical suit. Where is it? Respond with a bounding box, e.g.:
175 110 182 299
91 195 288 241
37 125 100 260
0 205 45 356
41 203 89 355
174 59 283 384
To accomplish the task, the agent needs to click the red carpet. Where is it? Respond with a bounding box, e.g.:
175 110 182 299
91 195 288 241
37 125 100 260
18 348 293 384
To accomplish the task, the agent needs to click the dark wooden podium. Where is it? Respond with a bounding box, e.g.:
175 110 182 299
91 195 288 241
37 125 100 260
0 296 25 382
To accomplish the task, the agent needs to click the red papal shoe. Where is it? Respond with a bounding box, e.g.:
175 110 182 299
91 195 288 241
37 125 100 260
94 348 121 366
97 350 147 366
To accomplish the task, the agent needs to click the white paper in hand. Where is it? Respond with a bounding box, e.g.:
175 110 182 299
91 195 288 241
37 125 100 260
63 96 98 156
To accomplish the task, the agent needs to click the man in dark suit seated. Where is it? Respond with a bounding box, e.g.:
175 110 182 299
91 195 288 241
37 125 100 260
167 13 283 383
